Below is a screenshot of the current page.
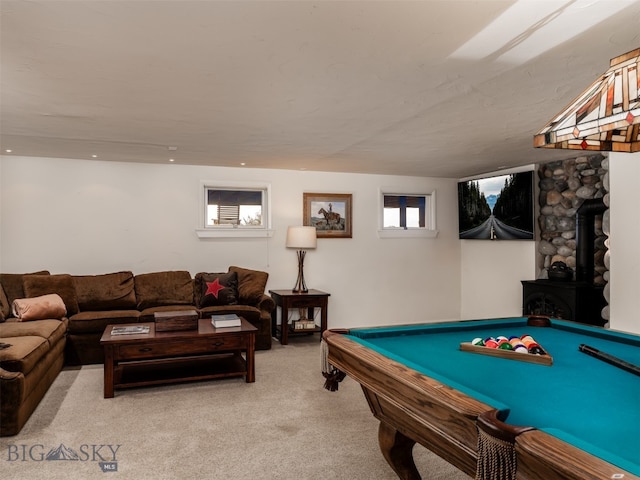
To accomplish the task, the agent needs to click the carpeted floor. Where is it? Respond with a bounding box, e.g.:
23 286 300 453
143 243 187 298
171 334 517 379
0 336 471 479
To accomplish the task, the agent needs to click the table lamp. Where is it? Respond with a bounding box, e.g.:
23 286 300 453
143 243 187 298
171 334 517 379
286 226 317 293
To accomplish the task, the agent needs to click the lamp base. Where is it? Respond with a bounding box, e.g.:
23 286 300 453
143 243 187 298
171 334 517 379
292 250 309 293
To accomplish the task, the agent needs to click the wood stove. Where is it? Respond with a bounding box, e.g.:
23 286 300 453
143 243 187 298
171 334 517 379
522 198 607 327
521 280 606 326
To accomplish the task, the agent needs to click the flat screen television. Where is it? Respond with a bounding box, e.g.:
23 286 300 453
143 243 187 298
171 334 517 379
458 170 534 240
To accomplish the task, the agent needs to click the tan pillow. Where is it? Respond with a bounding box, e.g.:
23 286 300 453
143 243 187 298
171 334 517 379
23 274 79 316
12 294 67 321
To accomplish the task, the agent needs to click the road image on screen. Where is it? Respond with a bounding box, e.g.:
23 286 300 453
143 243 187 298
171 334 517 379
458 171 534 240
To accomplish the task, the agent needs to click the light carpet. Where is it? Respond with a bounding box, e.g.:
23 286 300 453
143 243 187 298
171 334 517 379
0 336 471 479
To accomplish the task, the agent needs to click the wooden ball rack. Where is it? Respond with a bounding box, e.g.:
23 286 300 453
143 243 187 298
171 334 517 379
459 316 553 366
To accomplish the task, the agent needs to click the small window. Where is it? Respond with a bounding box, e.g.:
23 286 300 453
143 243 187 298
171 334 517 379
379 191 437 238
197 182 273 238
383 195 427 228
206 188 263 227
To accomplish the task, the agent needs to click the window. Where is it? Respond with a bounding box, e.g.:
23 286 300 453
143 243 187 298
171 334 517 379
383 195 426 228
196 182 273 238
379 191 438 238
206 189 263 227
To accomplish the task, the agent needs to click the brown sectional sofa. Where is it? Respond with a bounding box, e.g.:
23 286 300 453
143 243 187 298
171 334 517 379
66 267 274 363
0 271 68 436
0 266 274 436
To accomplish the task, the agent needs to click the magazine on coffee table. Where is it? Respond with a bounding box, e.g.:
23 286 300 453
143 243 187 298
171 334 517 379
111 325 150 336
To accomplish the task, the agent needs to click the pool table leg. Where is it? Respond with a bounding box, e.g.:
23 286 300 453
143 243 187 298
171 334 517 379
378 421 421 480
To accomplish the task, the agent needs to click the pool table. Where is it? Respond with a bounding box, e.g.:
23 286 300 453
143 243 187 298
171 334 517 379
323 317 640 480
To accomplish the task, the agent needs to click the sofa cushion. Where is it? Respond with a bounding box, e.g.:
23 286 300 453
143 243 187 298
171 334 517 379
134 271 193 310
0 271 50 319
22 274 79 316
228 266 269 305
195 272 238 308
68 310 141 334
0 319 67 346
73 271 137 311
198 304 261 323
0 335 50 375
12 294 67 321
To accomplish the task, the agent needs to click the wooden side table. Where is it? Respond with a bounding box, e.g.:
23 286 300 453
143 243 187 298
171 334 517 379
269 289 330 345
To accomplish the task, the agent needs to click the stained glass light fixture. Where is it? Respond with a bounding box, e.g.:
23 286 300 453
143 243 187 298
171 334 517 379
534 48 640 152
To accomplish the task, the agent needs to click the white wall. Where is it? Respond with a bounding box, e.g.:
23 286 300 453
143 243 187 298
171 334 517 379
460 240 536 319
0 155 465 330
608 151 640 334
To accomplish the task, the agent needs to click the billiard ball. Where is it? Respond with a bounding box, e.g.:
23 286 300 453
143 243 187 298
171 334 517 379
484 339 499 348
527 343 546 355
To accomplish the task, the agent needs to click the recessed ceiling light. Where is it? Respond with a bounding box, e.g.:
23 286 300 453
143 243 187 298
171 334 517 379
168 146 178 151
92 154 98 158
169 158 175 162
5 149 12 153
240 163 246 166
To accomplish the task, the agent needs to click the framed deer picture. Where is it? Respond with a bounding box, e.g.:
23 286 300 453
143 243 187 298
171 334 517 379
303 193 352 238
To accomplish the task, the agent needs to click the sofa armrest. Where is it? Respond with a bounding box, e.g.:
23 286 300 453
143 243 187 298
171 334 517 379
0 366 22 382
257 294 275 313
0 366 25 410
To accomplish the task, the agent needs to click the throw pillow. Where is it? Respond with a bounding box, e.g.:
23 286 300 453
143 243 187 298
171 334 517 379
228 266 269 305
195 272 239 308
12 294 67 321
0 271 50 318
22 274 80 316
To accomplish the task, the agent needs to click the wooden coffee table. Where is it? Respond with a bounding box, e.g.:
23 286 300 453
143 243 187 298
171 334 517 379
100 318 257 398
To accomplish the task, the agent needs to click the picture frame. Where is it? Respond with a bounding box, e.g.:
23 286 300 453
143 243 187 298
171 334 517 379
303 193 352 238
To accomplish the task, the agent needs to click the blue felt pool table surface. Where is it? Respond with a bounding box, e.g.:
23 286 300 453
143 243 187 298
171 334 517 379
347 317 640 476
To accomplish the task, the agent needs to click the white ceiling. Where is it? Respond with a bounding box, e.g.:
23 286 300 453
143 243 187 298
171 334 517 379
1 0 639 178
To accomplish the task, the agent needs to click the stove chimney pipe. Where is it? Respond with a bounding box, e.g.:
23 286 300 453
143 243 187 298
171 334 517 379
575 198 606 283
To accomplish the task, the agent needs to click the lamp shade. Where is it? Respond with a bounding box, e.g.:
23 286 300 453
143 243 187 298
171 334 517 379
534 48 640 152
286 226 317 249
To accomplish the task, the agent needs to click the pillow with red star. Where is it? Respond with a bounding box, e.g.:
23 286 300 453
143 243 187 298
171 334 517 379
195 272 239 308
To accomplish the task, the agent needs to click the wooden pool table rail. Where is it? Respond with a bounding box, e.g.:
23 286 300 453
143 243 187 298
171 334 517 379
325 329 488 478
515 429 639 480
323 328 640 480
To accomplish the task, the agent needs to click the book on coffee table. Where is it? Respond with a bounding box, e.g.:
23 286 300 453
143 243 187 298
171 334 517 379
110 325 150 336
211 314 241 328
